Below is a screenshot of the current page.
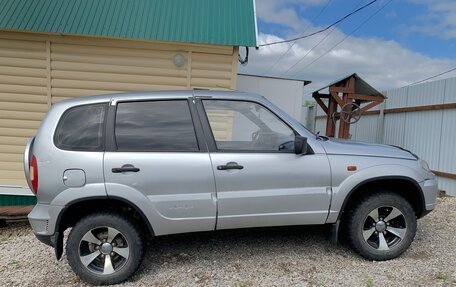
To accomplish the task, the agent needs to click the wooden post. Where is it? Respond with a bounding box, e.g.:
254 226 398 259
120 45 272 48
325 97 337 137
338 93 350 139
338 76 355 139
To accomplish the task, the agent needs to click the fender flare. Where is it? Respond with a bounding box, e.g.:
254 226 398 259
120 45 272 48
328 175 425 245
335 175 426 221
52 195 155 260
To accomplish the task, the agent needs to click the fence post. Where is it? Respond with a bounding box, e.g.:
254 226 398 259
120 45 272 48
376 100 386 143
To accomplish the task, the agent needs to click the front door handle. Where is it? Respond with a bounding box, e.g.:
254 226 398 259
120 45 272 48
112 165 140 173
217 162 244 170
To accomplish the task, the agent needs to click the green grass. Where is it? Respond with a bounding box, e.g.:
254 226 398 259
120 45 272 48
7 259 19 266
366 278 374 287
436 273 448 281
233 280 247 287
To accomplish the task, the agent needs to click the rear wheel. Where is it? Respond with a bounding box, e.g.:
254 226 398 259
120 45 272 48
66 213 144 285
347 192 417 260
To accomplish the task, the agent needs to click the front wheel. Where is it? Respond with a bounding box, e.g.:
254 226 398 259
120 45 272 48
66 213 144 285
347 192 417 261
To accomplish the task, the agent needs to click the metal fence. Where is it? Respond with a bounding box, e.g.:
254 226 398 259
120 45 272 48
315 77 456 196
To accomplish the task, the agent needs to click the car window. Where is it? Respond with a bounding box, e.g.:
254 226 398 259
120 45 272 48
203 100 295 152
115 100 199 151
54 104 107 151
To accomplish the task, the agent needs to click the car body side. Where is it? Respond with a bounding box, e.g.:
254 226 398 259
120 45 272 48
26 90 438 247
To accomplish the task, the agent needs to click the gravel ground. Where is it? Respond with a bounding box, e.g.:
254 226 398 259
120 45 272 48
1 196 455 287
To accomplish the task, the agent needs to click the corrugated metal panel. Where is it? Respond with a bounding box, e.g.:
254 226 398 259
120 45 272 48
0 37 47 186
440 79 456 195
403 110 443 169
384 87 408 109
351 115 379 143
382 113 405 146
438 109 456 175
406 79 445 107
0 0 257 47
444 77 456 103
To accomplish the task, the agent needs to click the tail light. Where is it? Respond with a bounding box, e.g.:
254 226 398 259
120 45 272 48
30 155 38 194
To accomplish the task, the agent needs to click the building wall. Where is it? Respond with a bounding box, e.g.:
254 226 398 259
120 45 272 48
314 77 456 196
0 31 239 188
236 74 305 120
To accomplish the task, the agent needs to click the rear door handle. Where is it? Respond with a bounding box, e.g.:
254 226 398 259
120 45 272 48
217 162 244 170
112 165 140 173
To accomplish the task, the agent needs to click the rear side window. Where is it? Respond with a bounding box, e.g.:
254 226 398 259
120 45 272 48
54 104 107 151
115 100 199 151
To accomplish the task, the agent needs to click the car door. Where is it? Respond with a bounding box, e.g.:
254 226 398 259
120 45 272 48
103 98 217 236
197 98 331 230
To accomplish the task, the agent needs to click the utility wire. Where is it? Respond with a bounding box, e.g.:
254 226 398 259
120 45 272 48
281 27 336 77
281 0 365 77
263 0 334 75
406 67 456 86
289 0 393 78
259 0 379 47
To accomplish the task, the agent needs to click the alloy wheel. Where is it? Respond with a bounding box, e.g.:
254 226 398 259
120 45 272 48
78 227 130 275
362 206 407 251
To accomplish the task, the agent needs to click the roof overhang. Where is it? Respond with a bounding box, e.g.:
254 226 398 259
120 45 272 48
0 0 258 47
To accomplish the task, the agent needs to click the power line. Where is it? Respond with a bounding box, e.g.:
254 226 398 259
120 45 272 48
289 0 393 78
280 0 365 77
259 0 379 47
263 0 334 75
406 67 456 86
281 27 336 76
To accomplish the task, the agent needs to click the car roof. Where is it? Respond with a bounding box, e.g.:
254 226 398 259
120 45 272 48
52 90 265 108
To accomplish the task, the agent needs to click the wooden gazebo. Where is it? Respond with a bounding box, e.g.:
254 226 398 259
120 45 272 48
312 73 386 139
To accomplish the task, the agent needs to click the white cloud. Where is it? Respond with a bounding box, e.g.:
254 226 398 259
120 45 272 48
239 32 456 95
405 0 456 40
256 0 311 32
240 0 456 96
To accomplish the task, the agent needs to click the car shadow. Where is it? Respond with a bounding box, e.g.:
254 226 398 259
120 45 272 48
137 224 355 276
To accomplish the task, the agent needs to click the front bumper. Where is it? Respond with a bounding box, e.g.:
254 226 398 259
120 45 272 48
419 179 438 213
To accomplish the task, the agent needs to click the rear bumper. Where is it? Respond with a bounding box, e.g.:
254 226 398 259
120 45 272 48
29 204 65 258
35 233 53 247
419 179 438 215
28 203 63 238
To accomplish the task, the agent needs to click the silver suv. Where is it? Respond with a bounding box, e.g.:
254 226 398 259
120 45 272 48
25 91 437 285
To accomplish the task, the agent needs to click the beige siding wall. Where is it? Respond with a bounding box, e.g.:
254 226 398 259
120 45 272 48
0 31 238 187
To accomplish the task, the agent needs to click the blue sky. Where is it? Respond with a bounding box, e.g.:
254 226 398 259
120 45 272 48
239 0 456 92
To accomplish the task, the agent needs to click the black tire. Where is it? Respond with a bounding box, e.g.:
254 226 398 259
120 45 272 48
66 213 144 285
346 192 417 261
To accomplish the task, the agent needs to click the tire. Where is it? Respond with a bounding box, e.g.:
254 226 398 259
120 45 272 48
66 213 144 285
346 192 417 261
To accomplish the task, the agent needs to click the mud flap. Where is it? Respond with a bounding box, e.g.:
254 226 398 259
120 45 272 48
329 219 340 245
51 232 64 260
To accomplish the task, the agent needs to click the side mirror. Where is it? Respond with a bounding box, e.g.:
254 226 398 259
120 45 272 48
294 135 308 155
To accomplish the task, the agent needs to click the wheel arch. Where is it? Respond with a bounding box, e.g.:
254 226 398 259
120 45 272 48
338 176 426 221
56 196 155 238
